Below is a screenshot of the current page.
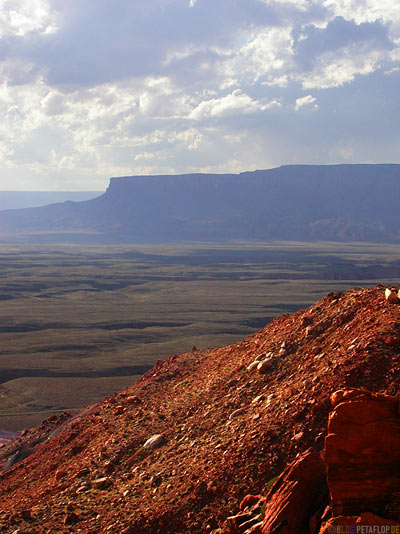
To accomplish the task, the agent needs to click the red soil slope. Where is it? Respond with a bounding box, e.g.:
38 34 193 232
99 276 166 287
0 285 399 533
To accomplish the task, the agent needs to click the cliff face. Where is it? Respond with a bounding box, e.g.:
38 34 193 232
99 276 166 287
0 285 399 533
326 389 400 519
1 164 400 242
231 389 400 534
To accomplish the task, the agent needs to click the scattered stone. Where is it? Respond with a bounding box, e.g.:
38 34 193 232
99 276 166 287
104 460 115 473
76 484 89 494
385 336 399 346
63 511 80 526
126 396 142 405
247 361 259 372
229 408 246 420
291 431 304 442
75 467 90 478
143 434 166 450
206 481 218 494
257 359 273 374
385 288 398 303
55 469 66 480
149 474 162 487
20 509 32 521
70 444 84 456
301 316 313 327
92 477 112 489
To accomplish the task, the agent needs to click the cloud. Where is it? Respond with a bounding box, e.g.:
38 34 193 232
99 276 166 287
293 16 394 69
0 1 399 189
0 0 281 90
291 16 396 89
189 89 280 119
0 0 56 38
295 94 318 110
324 0 400 27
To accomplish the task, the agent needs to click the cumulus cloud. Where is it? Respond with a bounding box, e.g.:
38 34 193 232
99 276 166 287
0 0 56 37
189 89 280 119
0 0 399 189
0 0 281 90
293 16 394 69
295 95 318 110
291 16 397 89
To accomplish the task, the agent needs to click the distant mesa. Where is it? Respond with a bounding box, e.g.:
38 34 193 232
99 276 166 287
1 164 400 243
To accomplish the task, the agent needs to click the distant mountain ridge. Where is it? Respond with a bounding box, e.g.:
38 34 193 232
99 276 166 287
0 191 102 211
1 164 400 242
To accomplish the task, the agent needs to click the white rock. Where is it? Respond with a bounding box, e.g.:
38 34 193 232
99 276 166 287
252 395 264 404
229 408 246 420
385 288 398 303
291 431 304 442
247 361 259 372
143 434 166 450
92 476 111 489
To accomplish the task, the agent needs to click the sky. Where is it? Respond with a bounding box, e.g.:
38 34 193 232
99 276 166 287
0 0 399 190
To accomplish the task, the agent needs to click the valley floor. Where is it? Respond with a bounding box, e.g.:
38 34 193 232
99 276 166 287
1 240 400 430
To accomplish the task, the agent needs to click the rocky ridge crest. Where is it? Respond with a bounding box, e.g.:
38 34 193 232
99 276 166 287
0 285 399 533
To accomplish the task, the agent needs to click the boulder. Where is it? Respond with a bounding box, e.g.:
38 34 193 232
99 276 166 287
92 477 112 489
229 408 246 420
126 395 142 404
324 389 400 518
257 359 273 375
143 434 166 450
385 288 398 303
260 450 327 534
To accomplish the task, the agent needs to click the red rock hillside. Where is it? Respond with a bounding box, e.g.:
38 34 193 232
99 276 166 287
0 285 399 533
